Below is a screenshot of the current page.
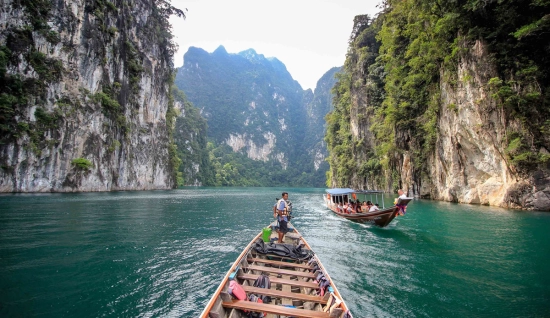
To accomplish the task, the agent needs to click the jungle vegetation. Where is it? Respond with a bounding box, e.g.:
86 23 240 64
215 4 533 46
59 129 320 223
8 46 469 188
1 0 186 186
175 47 332 187
327 0 550 191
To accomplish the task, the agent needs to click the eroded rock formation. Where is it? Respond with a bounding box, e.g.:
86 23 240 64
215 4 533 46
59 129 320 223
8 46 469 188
0 0 177 192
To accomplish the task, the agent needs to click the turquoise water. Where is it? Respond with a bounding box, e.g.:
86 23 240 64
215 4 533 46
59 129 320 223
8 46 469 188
0 188 549 317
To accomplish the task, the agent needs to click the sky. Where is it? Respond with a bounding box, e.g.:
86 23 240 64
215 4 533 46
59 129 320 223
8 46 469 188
169 0 383 91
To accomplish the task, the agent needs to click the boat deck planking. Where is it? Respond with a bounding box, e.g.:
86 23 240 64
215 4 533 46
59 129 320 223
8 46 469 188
200 221 351 318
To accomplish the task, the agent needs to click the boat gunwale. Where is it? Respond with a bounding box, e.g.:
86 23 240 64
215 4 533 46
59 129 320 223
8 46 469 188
199 231 262 317
328 204 397 219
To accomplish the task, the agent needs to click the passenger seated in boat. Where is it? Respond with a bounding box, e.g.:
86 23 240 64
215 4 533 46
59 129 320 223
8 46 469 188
369 203 380 212
365 201 373 211
337 203 343 213
361 201 368 212
347 203 354 214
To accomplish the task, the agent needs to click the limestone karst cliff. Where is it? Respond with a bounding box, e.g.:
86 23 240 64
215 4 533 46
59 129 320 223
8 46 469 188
328 5 550 211
174 46 336 187
0 0 183 192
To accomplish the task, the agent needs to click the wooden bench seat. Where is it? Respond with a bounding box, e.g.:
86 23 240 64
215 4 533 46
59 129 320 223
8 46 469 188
238 273 319 289
246 264 317 278
241 285 327 304
222 300 330 318
247 257 314 270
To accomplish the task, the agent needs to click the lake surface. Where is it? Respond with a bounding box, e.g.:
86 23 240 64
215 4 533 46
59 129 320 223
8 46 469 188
1 187 549 317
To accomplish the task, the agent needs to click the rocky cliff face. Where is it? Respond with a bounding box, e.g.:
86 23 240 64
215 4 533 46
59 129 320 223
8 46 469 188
350 39 550 210
0 0 177 192
305 67 340 172
172 88 212 187
421 40 550 210
331 12 550 211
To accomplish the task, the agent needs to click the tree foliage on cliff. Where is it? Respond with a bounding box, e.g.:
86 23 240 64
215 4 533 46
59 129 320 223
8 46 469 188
327 15 386 188
172 87 214 186
1 0 187 188
327 0 550 189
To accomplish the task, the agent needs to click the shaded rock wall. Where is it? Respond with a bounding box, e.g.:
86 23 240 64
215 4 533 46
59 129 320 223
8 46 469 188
0 0 174 192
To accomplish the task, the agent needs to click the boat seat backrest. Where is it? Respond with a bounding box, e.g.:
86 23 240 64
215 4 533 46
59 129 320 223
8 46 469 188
397 198 413 205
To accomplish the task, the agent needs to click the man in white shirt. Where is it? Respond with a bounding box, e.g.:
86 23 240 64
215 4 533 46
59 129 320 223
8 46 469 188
398 189 407 199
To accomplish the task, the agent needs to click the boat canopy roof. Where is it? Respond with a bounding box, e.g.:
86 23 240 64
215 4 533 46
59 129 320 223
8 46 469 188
325 188 355 195
325 188 384 195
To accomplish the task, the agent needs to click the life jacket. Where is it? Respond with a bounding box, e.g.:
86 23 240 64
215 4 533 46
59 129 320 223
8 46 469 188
276 198 289 216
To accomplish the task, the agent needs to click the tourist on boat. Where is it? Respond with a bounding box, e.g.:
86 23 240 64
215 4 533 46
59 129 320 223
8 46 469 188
273 198 279 218
286 199 293 220
395 189 407 215
399 189 407 198
394 189 407 204
346 202 352 214
361 201 368 212
275 192 290 243
337 202 343 213
369 203 380 212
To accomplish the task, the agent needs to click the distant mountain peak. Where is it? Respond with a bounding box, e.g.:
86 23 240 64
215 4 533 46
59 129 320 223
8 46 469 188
213 45 228 55
238 48 266 62
175 47 337 187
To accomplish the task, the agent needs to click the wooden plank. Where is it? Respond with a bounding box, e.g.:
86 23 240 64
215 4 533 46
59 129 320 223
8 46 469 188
281 278 293 306
246 264 316 278
222 300 330 318
238 273 319 289
241 285 327 304
247 257 314 270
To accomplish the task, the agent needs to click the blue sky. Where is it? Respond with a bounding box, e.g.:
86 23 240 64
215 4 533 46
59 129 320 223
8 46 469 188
170 0 382 90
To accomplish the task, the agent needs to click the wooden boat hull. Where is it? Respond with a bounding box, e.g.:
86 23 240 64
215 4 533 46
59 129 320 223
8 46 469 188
200 222 352 318
323 193 412 227
325 199 398 227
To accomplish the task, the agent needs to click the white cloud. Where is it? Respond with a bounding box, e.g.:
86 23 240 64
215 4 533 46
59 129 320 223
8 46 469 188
169 0 382 90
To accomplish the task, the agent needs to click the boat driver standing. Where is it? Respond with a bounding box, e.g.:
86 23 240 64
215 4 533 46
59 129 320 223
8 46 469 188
276 192 290 244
